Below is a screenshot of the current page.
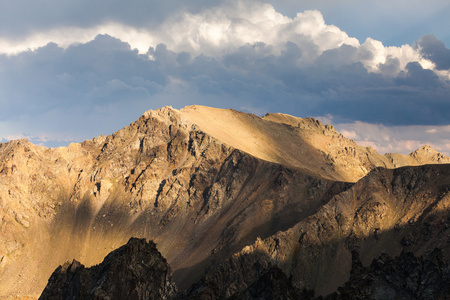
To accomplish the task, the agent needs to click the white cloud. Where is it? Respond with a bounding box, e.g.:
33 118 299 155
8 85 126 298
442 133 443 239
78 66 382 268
0 1 439 78
340 129 358 140
0 1 449 150
334 121 450 155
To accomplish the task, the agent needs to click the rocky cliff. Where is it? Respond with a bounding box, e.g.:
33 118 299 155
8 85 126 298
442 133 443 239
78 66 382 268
326 248 449 300
40 236 449 299
39 238 177 300
226 164 450 296
0 105 449 299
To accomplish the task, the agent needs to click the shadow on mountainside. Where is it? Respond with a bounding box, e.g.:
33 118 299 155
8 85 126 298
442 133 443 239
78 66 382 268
27 157 353 295
39 218 450 300
178 209 450 299
176 163 450 297
35 162 450 299
38 163 450 299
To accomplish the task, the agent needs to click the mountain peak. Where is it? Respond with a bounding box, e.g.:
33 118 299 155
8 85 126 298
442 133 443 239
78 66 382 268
413 144 437 153
2 105 450 298
409 144 449 164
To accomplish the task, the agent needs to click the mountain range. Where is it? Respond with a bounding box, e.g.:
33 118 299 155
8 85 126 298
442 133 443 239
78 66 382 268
0 105 449 299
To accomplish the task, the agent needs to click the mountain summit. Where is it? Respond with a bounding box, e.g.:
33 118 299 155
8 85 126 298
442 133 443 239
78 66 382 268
180 105 450 181
0 105 449 298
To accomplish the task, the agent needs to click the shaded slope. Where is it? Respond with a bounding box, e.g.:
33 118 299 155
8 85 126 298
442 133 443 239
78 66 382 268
0 107 344 298
39 237 177 300
327 249 449 300
39 237 449 300
215 163 450 296
1 106 449 298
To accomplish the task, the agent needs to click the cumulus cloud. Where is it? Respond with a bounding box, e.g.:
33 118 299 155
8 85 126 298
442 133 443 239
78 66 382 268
0 1 442 79
2 0 444 85
0 0 449 153
270 0 450 48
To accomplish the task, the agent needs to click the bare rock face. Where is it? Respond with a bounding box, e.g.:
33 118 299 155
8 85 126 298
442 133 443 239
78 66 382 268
1 105 450 299
227 164 450 296
327 249 450 300
182 251 273 299
232 267 315 300
181 250 316 300
39 238 177 300
184 106 449 182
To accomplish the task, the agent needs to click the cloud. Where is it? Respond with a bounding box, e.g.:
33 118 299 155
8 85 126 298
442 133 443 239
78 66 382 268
0 1 449 150
3 0 449 49
267 0 450 47
0 1 226 39
415 34 450 70
1 1 442 83
1 33 450 145
332 121 450 155
0 35 168 143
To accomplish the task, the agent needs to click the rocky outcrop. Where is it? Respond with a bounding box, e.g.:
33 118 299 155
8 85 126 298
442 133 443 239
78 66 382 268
39 238 177 300
327 249 450 300
40 237 314 300
41 237 449 300
232 267 315 300
225 164 450 296
1 105 450 298
181 250 317 300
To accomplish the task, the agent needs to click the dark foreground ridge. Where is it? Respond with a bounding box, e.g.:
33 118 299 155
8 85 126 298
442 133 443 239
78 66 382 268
3 106 450 298
40 238 449 300
39 238 177 300
327 249 450 300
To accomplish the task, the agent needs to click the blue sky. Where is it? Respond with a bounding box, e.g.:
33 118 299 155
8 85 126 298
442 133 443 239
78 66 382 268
0 0 450 155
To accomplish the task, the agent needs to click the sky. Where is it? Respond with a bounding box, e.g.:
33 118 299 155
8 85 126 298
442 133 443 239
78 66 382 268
0 0 450 155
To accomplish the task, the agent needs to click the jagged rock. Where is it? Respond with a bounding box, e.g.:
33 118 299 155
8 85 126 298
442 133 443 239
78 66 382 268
181 252 273 299
327 248 450 300
39 237 177 300
228 164 450 296
229 266 315 300
1 105 450 298
181 251 315 300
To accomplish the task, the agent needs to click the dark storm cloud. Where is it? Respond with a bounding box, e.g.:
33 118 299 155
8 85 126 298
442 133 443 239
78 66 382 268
415 34 450 70
1 32 450 146
218 42 450 126
0 35 165 113
0 34 168 142
300 57 450 125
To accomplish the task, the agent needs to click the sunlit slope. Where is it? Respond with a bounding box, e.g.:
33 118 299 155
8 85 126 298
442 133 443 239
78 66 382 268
1 105 449 299
181 105 450 182
0 107 342 298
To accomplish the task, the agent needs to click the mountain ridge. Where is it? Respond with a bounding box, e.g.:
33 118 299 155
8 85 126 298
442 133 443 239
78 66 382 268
0 105 449 299
179 105 450 182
